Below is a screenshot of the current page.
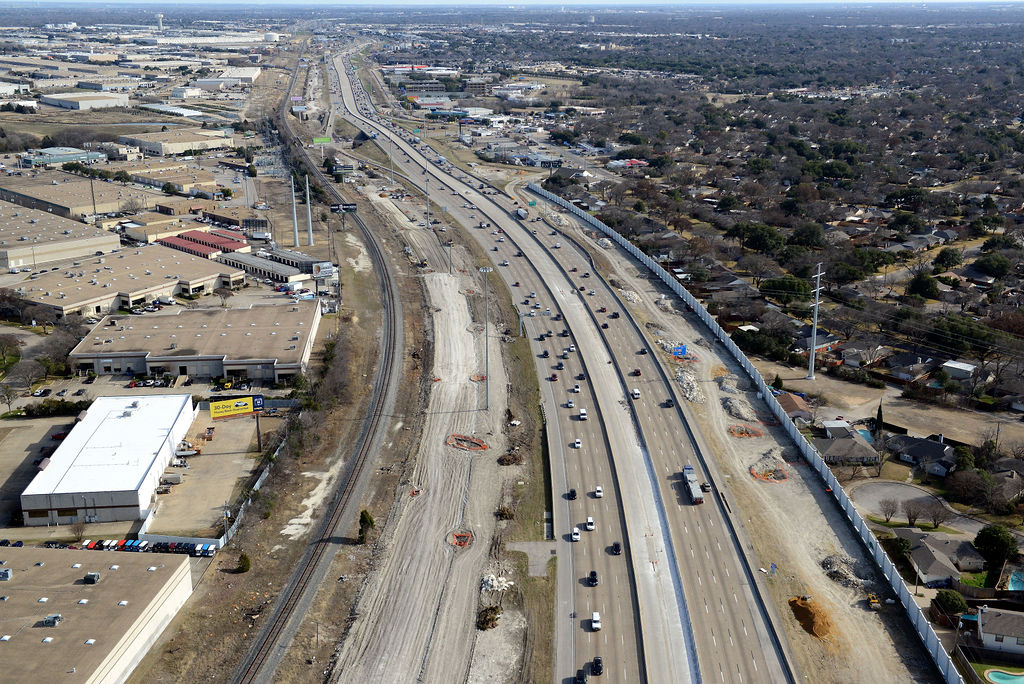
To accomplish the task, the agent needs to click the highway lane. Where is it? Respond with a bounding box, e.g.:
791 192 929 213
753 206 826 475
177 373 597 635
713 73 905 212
327 48 745 684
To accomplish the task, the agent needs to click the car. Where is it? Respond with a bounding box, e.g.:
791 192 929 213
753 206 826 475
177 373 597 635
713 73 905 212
541 350 549 358
588 290 596 296
591 612 601 631
73 389 85 396
588 570 599 587
11 541 21 548
577 373 586 381
570 267 578 272
32 389 45 397
575 669 587 684
569 345 576 353
585 516 595 531
0 540 8 547
83 376 95 384
573 384 581 393
579 286 586 291
568 488 577 500
39 389 51 397
592 657 604 676
551 373 558 381
573 439 582 449
701 482 712 492
571 527 581 542
56 389 68 397
611 542 622 555
611 311 620 319
639 348 648 355
633 368 642 377
567 398 575 409
582 272 590 278
513 281 520 287
556 362 564 370
665 398 675 408
594 486 603 498
601 323 608 329
597 306 607 313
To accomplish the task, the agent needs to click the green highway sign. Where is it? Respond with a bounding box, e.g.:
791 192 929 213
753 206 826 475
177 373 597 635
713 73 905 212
528 200 536 207
412 129 420 133
313 137 331 144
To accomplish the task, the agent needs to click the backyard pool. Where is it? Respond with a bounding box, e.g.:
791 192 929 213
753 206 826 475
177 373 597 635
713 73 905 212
986 669 1024 684
1009 571 1024 591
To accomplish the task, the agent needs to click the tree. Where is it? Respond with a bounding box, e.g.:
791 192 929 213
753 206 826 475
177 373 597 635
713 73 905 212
761 276 811 304
789 223 826 248
906 272 940 299
247 164 258 178
112 170 131 184
934 589 968 616
879 498 899 523
70 518 87 541
161 182 177 195
975 253 1011 278
955 445 975 472
974 524 1018 567
924 500 954 529
736 254 782 287
771 374 784 391
213 287 234 307
902 498 926 526
892 536 912 560
0 384 16 414
933 247 963 270
0 333 22 364
236 552 251 573
8 359 44 388
357 509 375 544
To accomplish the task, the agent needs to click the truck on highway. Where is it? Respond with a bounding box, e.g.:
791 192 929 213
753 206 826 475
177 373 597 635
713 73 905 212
516 207 529 220
683 464 704 504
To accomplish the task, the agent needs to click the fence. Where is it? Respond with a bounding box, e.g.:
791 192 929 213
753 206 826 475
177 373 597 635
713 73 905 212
526 183 964 684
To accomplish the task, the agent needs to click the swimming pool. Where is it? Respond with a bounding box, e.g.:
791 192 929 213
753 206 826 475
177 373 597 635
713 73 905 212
986 669 1024 684
1009 571 1024 591
857 429 874 444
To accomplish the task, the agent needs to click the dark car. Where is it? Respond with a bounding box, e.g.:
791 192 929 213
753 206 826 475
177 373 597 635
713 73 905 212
568 488 577 501
610 312 620 319
601 323 609 329
577 373 586 381
611 542 622 555
39 388 51 397
551 373 558 381
665 398 675 408
575 669 587 684
592 657 604 676
588 570 599 586
11 541 22 548
0 540 9 547
639 348 648 355
633 368 642 377
83 376 95 384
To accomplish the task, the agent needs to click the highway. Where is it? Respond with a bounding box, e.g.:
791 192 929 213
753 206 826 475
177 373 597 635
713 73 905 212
329 46 794 684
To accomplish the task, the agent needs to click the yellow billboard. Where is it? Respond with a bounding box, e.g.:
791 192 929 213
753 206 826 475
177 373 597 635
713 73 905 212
211 397 255 420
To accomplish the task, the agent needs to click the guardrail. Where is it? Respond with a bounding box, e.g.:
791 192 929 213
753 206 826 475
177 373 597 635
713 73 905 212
526 182 964 684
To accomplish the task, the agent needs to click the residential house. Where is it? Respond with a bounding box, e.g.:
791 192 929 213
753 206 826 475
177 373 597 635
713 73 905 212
886 352 939 382
935 229 960 243
978 608 1024 655
777 392 812 421
841 344 891 368
991 458 1024 503
886 434 956 477
814 433 879 465
894 528 986 586
940 360 977 382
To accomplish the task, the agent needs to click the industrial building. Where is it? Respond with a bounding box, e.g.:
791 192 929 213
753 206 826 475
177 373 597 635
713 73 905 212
11 244 245 318
219 66 261 83
40 92 130 110
0 170 165 219
116 128 233 156
0 547 191 683
70 301 321 382
216 251 303 283
18 146 106 167
171 86 203 99
0 199 121 270
21 394 197 525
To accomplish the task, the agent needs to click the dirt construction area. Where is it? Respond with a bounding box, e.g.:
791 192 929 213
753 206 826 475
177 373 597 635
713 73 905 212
550 206 941 682
328 247 518 681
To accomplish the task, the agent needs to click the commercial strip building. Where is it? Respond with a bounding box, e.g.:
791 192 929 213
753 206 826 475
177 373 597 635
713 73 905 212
18 146 106 167
21 394 196 525
0 170 165 219
0 199 120 270
216 251 304 283
70 301 321 382
0 547 191 683
116 128 233 156
40 92 130 110
10 243 244 318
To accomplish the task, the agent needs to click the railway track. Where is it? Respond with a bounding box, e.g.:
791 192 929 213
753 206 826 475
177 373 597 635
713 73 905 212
231 47 404 684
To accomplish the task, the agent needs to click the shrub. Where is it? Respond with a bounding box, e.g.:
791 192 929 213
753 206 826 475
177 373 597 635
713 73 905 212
476 606 501 630
495 506 514 521
237 553 251 573
935 589 968 615
497 452 524 466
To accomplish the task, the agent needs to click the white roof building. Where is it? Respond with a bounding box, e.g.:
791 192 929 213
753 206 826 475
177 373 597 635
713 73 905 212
21 394 196 526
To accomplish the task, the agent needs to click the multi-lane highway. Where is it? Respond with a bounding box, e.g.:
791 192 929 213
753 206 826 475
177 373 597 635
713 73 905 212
329 47 795 684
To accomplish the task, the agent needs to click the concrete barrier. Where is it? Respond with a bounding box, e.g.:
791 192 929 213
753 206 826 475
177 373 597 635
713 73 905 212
526 183 964 684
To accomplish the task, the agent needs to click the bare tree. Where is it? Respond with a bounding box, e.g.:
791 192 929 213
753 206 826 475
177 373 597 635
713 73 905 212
0 384 16 414
923 499 955 529
70 519 87 542
8 359 44 388
902 498 926 527
0 334 22 365
879 497 899 523
213 288 234 307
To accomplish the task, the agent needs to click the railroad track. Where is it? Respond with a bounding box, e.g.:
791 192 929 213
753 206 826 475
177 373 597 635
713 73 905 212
231 46 403 684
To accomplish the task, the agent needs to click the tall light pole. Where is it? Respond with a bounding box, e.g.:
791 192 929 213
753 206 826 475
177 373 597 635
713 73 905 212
806 262 823 380
479 266 493 411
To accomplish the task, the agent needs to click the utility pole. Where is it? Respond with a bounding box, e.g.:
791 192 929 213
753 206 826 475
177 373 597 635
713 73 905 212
305 175 314 246
290 176 299 247
425 176 430 228
806 262 824 380
388 132 394 184
479 266 493 411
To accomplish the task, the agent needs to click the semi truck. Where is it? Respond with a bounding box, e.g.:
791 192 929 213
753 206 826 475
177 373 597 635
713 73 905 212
516 207 529 220
683 465 704 504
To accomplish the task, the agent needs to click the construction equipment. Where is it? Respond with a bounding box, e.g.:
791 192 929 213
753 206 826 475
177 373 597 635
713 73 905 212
867 593 881 610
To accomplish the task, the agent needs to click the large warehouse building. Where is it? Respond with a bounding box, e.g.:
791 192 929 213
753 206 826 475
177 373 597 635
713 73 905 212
21 394 196 526
117 128 233 156
0 547 191 683
0 169 165 219
69 301 321 382
0 199 120 270
40 92 130 110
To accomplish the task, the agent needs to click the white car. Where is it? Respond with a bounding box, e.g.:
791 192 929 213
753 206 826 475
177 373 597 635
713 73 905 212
591 612 602 631
571 527 581 542
594 486 603 498
567 398 575 409
568 344 576 352
573 439 582 449
573 384 581 393
585 516 595 531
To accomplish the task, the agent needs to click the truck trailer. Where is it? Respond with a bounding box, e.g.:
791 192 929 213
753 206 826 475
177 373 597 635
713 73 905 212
683 465 704 504
516 207 529 220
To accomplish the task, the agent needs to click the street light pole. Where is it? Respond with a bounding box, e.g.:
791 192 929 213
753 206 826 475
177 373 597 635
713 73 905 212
479 266 493 411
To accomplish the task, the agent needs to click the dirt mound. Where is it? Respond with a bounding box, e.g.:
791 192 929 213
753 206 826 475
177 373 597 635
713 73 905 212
717 375 739 394
821 554 864 589
789 596 833 639
620 289 641 303
722 396 757 421
750 447 788 480
675 368 704 403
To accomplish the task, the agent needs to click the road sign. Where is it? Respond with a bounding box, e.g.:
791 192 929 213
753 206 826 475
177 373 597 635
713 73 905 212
412 128 419 133
253 395 264 411
528 200 536 207
313 137 331 144
290 96 303 102
672 345 688 357
341 203 357 212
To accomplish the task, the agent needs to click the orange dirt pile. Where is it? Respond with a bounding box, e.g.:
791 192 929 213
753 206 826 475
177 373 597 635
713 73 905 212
789 596 833 639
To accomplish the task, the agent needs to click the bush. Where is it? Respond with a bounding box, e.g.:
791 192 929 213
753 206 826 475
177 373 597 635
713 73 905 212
497 452 524 466
934 589 968 615
237 553 251 573
495 506 514 520
476 606 501 630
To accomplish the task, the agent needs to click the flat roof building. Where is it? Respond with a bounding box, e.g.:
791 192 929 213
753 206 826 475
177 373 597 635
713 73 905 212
219 66 261 83
40 92 130 110
20 146 106 167
70 302 321 382
216 251 304 283
21 394 196 525
0 169 165 219
0 199 121 270
0 547 191 683
117 128 232 156
11 243 244 318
